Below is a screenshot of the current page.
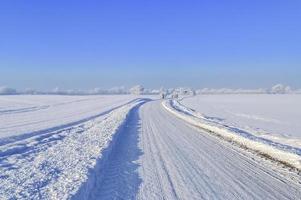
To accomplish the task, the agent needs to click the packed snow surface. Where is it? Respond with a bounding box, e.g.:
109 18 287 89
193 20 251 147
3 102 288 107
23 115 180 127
88 101 300 199
182 94 301 147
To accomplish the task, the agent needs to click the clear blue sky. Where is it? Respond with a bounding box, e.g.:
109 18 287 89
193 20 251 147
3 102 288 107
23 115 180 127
1 0 300 90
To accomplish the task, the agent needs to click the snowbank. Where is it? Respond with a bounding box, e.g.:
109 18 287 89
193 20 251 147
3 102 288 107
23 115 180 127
0 99 144 199
162 100 301 170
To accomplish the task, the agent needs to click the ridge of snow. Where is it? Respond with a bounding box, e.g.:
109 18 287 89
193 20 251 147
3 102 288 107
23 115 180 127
0 99 144 199
162 99 301 170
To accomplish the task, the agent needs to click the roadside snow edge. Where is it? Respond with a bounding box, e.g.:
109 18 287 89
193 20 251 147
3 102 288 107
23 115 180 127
162 100 301 170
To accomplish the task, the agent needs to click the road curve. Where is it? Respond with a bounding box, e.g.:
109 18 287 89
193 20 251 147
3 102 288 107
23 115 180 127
89 100 301 200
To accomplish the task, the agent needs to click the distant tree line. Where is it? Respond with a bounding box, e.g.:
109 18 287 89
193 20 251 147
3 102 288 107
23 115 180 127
1 84 300 95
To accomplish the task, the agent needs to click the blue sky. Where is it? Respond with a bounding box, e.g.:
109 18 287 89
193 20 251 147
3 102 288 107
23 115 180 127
0 0 300 90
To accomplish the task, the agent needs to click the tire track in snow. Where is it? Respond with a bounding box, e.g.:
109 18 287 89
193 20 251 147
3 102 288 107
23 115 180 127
88 102 145 200
91 100 301 200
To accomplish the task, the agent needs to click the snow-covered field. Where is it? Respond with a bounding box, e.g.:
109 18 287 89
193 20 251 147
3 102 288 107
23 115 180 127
182 94 301 148
1 95 300 199
0 95 137 141
0 95 148 199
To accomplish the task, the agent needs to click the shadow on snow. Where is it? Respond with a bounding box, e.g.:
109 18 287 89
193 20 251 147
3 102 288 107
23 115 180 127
73 99 151 200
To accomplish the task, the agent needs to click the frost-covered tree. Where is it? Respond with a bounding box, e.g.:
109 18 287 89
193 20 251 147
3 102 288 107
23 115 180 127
108 86 127 94
270 84 291 94
24 88 37 95
174 87 195 95
0 86 17 95
296 89 301 94
130 85 144 95
52 87 64 94
90 88 106 94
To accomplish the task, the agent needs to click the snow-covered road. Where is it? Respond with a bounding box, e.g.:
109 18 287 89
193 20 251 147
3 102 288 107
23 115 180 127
90 100 301 200
1 97 300 199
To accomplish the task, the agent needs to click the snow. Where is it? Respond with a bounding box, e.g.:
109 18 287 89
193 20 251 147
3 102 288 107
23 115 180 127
0 97 146 199
0 95 137 140
1 95 300 199
181 94 301 147
163 98 301 170
89 101 301 199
